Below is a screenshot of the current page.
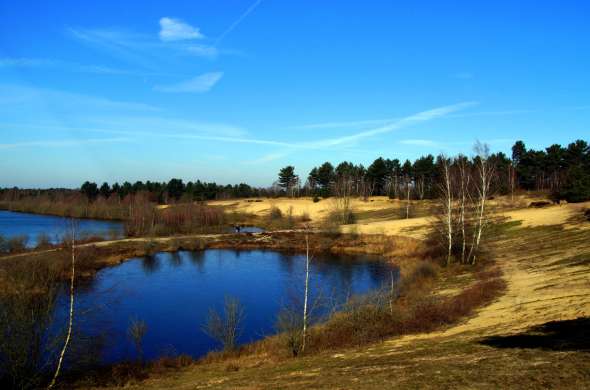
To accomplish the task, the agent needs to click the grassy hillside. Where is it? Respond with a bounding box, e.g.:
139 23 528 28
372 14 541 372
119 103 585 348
77 198 590 389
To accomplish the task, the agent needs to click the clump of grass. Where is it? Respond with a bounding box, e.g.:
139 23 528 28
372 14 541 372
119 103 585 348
4 235 27 254
35 233 53 250
323 209 356 232
269 206 283 220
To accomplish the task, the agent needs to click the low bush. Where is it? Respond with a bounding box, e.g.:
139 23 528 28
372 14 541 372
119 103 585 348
302 261 503 354
6 235 27 253
325 209 356 226
269 206 283 220
35 233 53 250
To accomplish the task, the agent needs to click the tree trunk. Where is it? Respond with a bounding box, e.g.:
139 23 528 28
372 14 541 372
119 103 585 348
47 223 76 389
301 229 311 353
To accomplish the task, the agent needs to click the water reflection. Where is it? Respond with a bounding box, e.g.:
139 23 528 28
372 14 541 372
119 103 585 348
141 255 160 273
65 249 396 365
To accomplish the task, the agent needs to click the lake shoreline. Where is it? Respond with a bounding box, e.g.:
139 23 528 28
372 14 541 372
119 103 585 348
0 231 424 284
0 204 126 222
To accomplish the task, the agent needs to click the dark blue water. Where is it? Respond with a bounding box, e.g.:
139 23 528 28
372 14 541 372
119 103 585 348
70 249 396 364
0 210 124 247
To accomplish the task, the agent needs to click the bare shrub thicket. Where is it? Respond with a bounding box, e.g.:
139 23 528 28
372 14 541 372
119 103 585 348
125 195 225 236
0 235 28 255
324 176 356 228
0 259 65 389
203 296 245 352
302 261 504 353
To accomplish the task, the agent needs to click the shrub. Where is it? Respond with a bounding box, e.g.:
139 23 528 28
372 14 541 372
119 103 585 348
275 308 304 357
7 235 27 253
0 235 7 254
143 239 158 256
203 296 245 352
269 206 283 220
35 233 53 250
326 209 356 226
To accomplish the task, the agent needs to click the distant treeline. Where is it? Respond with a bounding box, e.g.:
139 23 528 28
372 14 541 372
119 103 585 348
0 179 263 207
274 139 590 203
78 179 265 203
1 139 589 211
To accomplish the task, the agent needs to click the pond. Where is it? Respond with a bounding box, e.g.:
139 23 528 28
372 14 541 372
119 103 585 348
67 249 397 365
0 210 125 247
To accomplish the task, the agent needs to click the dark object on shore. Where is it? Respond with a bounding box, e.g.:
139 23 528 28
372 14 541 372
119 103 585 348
584 209 590 222
529 201 552 208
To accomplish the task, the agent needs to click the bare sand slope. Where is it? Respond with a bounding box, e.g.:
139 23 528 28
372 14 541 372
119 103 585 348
211 196 589 239
210 196 401 219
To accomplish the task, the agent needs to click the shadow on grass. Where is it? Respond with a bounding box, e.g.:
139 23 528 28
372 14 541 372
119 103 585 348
479 317 590 351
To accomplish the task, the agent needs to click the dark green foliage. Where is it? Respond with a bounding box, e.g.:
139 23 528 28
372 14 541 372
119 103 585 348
317 162 335 189
366 157 389 195
167 178 185 201
511 139 589 199
99 182 111 198
2 138 587 204
559 165 590 202
278 166 298 192
80 181 99 201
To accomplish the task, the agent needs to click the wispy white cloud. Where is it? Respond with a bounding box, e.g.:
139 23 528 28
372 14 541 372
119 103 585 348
0 58 57 67
100 129 291 147
245 102 478 164
67 27 163 69
0 137 131 150
244 150 292 164
0 84 159 112
185 45 219 57
159 17 204 41
300 102 478 149
154 72 223 93
0 56 141 76
67 27 218 71
291 117 399 130
215 0 264 46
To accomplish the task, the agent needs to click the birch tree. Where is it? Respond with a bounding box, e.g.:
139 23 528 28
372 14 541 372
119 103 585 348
301 226 312 353
47 221 77 389
457 156 471 264
438 156 454 266
468 142 494 265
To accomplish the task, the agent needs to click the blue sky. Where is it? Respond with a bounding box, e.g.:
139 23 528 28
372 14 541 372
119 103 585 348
1 1 589 188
